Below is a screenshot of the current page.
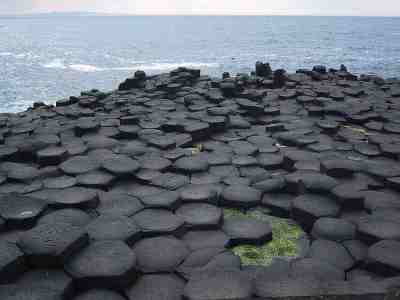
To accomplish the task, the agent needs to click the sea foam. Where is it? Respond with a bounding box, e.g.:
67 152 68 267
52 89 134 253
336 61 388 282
43 59 67 69
69 64 103 72
128 62 220 71
42 60 219 72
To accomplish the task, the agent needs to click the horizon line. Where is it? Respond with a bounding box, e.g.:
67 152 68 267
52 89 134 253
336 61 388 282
1 11 400 18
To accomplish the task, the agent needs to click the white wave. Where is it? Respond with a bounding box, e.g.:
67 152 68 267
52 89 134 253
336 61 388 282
41 60 219 73
129 60 151 64
1 52 40 59
43 58 67 69
110 66 142 71
106 62 219 72
69 64 103 72
130 62 220 71
43 61 102 72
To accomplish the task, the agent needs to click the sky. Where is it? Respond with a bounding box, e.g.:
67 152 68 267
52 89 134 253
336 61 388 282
1 0 400 16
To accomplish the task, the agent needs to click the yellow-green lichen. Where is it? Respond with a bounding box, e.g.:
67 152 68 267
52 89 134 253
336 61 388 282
223 208 304 266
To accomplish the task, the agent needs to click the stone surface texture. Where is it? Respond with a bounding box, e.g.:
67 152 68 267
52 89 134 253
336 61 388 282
0 64 399 299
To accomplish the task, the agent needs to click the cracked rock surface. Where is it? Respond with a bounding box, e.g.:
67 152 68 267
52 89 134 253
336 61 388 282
0 64 400 299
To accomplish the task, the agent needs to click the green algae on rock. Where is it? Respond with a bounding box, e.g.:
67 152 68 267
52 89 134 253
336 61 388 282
223 208 304 266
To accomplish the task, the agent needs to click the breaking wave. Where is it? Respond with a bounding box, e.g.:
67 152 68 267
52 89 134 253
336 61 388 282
42 59 219 72
126 62 220 71
43 58 67 69
69 64 103 72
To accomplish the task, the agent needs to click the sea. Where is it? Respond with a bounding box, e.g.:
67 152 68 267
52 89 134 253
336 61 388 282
1 15 400 113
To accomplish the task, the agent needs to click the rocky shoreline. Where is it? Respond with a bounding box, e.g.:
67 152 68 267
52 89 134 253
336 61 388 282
0 63 400 299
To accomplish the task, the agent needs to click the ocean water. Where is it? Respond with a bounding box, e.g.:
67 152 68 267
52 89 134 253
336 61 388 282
1 15 400 113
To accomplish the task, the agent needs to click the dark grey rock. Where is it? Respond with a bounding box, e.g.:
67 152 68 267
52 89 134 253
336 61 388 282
357 217 400 244
132 209 185 237
74 290 126 300
307 239 355 270
253 177 286 192
223 176 251 186
0 286 62 300
232 155 258 167
222 217 272 246
255 278 322 299
37 147 67 166
7 164 40 183
261 193 294 217
191 172 221 185
255 61 272 77
204 152 232 166
367 239 400 276
176 203 222 230
177 247 237 279
332 183 365 209
60 155 100 175
43 176 77 189
65 240 137 289
151 172 189 190
102 155 140 176
320 158 364 177
76 170 115 188
180 184 218 204
140 155 172 171
133 236 189 273
85 135 119 150
140 190 180 209
343 239 368 263
126 274 185 300
229 140 258 156
221 185 261 208
174 156 209 173
18 222 89 267
311 217 356 242
209 165 239 178
39 209 91 227
182 230 230 250
135 169 163 183
30 187 98 209
97 191 143 217
346 268 380 281
363 190 400 211
0 146 19 161
290 257 345 281
17 269 74 299
365 160 400 179
183 271 253 300
86 215 141 245
371 208 400 224
257 153 284 169
291 194 340 231
285 171 338 193
0 194 47 228
0 241 27 284
220 81 237 98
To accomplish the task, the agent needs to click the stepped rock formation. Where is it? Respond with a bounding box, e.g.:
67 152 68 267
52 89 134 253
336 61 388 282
0 63 400 299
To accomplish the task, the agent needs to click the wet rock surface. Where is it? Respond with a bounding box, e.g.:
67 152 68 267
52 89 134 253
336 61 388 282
0 64 400 298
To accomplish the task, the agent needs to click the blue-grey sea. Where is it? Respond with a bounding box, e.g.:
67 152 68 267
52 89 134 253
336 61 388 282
1 15 400 112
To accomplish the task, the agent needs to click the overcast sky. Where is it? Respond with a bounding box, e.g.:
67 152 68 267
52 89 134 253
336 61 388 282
1 0 400 16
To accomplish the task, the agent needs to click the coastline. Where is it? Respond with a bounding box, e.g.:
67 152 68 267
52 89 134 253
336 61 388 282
3 15 400 113
0 63 400 299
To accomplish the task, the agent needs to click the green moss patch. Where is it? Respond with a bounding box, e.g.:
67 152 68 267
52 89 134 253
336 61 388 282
223 208 304 266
